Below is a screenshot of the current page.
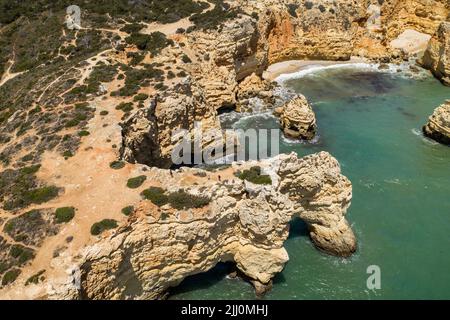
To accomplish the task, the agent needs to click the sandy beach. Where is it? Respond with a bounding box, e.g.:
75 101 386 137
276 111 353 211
263 57 369 81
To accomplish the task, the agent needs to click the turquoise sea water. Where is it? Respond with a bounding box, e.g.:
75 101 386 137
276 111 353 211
170 65 450 300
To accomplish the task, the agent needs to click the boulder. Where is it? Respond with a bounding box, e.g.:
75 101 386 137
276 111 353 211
423 100 450 145
278 95 317 140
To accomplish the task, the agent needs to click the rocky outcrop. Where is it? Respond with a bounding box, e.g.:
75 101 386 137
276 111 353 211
420 22 450 86
236 73 276 112
44 152 355 300
423 100 450 145
121 79 223 168
275 95 317 140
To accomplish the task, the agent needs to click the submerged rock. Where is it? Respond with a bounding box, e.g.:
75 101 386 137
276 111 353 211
420 22 450 86
423 100 450 145
277 95 317 140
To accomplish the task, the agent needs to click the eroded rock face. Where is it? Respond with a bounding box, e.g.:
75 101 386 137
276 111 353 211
48 152 355 300
421 22 450 86
121 80 222 168
277 95 317 140
236 73 276 112
423 100 450 145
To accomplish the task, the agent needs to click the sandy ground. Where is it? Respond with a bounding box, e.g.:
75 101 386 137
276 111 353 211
263 56 369 81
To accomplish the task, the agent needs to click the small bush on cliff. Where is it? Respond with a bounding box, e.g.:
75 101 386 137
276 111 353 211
133 93 149 101
236 166 272 185
141 187 169 207
168 190 210 210
25 270 46 286
121 206 134 216
110 161 125 170
55 207 75 224
2 269 21 286
90 219 118 236
127 175 147 189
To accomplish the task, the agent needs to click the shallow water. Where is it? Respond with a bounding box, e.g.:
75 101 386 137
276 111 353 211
170 66 450 300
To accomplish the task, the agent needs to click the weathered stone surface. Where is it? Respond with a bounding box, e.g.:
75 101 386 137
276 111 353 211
236 73 276 112
43 151 355 300
423 100 450 145
421 22 450 86
277 95 317 140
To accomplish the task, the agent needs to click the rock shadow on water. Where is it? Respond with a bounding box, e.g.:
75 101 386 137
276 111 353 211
168 262 240 299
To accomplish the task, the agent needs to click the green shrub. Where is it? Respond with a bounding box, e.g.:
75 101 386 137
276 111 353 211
168 190 210 210
2 269 21 286
121 206 134 216
90 219 118 236
127 175 147 189
65 119 80 128
167 71 175 79
236 166 272 185
63 151 73 158
189 0 240 30
115 102 134 112
100 110 109 116
141 187 169 207
110 161 125 170
25 270 45 286
125 32 173 56
133 93 149 101
9 245 34 265
120 23 145 34
78 130 90 137
181 54 192 63
55 207 75 223
24 186 59 205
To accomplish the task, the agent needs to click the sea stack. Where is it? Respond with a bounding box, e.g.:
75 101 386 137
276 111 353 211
423 100 450 145
276 95 317 140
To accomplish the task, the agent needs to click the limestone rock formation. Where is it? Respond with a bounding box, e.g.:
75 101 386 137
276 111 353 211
236 73 276 112
420 22 450 86
43 152 355 300
121 79 223 168
277 95 317 140
423 100 450 145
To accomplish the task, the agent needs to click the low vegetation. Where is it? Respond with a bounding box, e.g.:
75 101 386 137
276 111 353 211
25 270 46 286
121 206 134 216
110 161 125 170
141 187 211 210
90 219 118 236
125 32 174 56
189 0 240 31
142 187 169 207
55 207 75 224
236 166 272 185
1 269 21 286
0 166 60 211
127 175 147 189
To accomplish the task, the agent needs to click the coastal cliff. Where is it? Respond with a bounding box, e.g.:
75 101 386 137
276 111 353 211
421 22 450 86
44 152 355 300
0 0 448 299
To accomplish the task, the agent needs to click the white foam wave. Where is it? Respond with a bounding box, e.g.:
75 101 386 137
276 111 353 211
275 61 431 83
275 63 378 83
411 128 439 145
